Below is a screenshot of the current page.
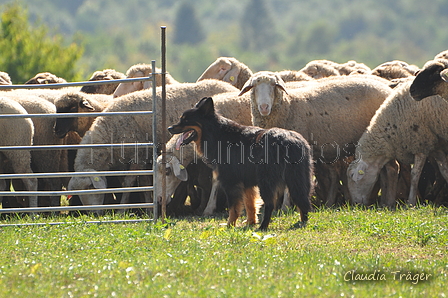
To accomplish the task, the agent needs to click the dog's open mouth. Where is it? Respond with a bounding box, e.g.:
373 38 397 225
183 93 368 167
175 129 197 149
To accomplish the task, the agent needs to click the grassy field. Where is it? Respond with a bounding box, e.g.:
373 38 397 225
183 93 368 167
0 206 446 297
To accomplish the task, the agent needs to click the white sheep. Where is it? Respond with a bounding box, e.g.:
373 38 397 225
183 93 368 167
0 72 12 85
6 94 66 207
68 79 239 209
371 60 418 81
80 69 126 95
0 97 38 208
275 70 314 82
239 71 392 206
347 77 448 207
434 50 448 60
196 57 253 90
299 59 341 79
113 63 180 98
25 72 67 86
299 59 371 79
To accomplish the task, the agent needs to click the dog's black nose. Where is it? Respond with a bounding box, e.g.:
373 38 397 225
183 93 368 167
167 126 175 134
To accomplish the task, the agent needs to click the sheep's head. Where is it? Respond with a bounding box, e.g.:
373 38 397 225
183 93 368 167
67 171 107 214
347 159 383 206
54 93 95 138
25 72 66 87
239 71 288 116
155 154 188 206
81 69 125 95
113 64 161 98
300 61 339 79
410 60 448 101
197 57 242 88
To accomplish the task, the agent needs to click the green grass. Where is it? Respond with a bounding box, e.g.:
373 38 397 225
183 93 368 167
0 206 446 297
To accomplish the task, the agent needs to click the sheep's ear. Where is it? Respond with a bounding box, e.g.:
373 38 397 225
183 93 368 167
223 66 241 86
351 161 368 182
169 156 188 181
37 78 49 84
80 100 95 111
275 75 289 95
440 69 448 82
90 176 107 189
239 80 254 96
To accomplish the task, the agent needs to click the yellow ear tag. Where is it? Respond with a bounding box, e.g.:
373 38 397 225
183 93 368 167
229 76 235 82
358 170 365 175
94 176 100 182
179 165 185 170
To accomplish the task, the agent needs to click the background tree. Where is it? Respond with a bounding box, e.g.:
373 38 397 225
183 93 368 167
173 2 204 45
239 0 277 52
0 3 84 83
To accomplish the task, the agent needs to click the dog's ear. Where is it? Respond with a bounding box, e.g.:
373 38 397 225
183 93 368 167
196 97 214 116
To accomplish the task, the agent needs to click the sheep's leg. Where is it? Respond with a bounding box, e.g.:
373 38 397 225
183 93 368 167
324 165 338 207
430 150 448 186
119 164 141 209
381 160 399 209
408 153 426 206
139 175 153 203
23 178 38 208
203 175 219 216
280 188 292 211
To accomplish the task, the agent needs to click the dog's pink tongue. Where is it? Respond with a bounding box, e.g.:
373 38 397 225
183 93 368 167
175 132 187 150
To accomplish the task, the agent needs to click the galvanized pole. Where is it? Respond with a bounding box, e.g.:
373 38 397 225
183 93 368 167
161 26 167 223
151 60 158 221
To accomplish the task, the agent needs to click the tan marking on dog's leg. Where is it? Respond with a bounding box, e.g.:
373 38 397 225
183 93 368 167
227 199 244 227
243 187 260 225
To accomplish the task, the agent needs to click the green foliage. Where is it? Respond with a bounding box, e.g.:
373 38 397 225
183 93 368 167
3 0 448 82
240 0 277 52
0 3 84 83
173 2 204 45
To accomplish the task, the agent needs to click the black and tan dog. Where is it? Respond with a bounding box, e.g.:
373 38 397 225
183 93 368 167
168 97 314 230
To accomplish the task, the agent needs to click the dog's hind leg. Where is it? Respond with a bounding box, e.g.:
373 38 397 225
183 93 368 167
257 184 277 231
243 187 260 225
286 170 312 228
224 183 245 227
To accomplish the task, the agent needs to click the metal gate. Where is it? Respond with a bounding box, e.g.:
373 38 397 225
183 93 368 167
0 27 168 226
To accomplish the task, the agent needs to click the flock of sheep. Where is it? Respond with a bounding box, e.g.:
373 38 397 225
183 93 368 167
1 50 448 220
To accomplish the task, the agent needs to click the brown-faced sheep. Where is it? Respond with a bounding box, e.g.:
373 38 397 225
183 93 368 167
68 79 239 210
53 91 114 138
113 63 180 98
410 59 448 102
0 97 38 208
80 69 126 95
196 57 253 90
239 71 392 206
347 77 448 207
